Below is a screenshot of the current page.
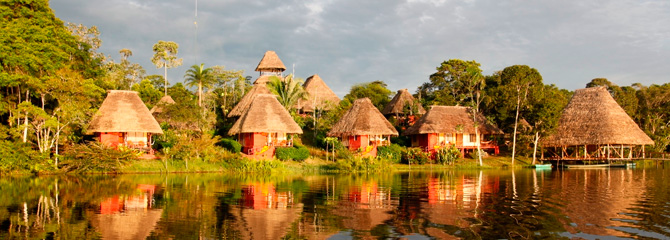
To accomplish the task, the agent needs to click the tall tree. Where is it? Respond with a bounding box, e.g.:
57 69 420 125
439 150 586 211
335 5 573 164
499 65 543 165
343 81 393 111
151 40 183 96
267 74 306 112
460 65 486 166
427 59 482 106
184 63 214 107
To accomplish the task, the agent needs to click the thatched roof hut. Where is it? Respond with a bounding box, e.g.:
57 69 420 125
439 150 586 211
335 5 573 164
228 94 303 135
403 106 502 135
227 83 272 118
87 90 163 134
150 95 176 114
543 87 653 147
382 89 426 116
328 98 398 138
296 74 341 112
252 75 273 85
255 50 286 72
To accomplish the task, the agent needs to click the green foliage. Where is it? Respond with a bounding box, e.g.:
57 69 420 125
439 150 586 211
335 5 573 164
267 74 306 112
154 126 178 151
0 140 48 174
275 145 310 162
390 135 411 147
184 63 215 106
223 158 284 173
435 145 460 165
377 144 404 163
218 138 242 153
343 81 393 111
60 142 140 173
132 79 162 108
424 59 483 106
151 40 183 95
333 156 392 172
401 148 430 165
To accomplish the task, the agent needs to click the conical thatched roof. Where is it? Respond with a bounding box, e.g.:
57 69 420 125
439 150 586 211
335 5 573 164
228 84 272 117
253 75 273 85
150 95 176 114
543 87 653 147
255 51 286 72
228 94 303 135
87 90 163 134
382 89 426 115
327 98 398 137
296 74 341 112
403 106 502 135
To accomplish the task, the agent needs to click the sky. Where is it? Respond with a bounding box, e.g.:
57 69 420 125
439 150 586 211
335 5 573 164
50 0 670 97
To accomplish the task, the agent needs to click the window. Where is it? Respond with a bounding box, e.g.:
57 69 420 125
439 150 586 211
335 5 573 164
469 134 477 143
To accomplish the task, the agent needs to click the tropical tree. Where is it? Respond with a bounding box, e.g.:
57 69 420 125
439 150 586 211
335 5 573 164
267 74 306 112
184 63 215 107
460 65 486 166
426 59 482 106
343 81 393 111
498 65 543 165
151 40 183 96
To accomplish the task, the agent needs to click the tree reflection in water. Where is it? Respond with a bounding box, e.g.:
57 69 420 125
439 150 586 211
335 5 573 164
0 167 669 239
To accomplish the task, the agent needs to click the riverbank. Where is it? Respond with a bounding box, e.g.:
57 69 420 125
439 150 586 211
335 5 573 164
115 155 536 174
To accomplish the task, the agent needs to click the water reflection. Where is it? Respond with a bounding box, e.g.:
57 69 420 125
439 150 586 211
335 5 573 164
1 167 670 239
94 184 162 240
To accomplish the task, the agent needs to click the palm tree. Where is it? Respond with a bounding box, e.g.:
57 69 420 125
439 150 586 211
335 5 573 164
184 63 214 107
267 74 306 112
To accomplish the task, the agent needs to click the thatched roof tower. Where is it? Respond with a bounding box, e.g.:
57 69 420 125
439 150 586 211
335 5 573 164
255 50 286 75
227 83 272 118
87 90 163 134
403 106 502 135
543 87 653 147
328 98 398 138
150 95 176 114
296 74 341 112
382 89 426 116
228 94 303 135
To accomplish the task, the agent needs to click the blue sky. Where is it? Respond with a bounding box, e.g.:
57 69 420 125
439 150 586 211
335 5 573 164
51 0 670 96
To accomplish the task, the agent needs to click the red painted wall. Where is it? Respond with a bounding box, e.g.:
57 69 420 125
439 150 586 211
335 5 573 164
98 132 123 147
348 135 369 151
240 133 271 155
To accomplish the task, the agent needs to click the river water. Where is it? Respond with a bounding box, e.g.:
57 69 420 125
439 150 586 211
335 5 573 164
1 167 669 239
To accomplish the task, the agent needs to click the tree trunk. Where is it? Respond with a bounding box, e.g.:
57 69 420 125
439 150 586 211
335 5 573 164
198 81 202 107
164 65 168 96
532 131 539 164
512 92 521 165
22 90 30 143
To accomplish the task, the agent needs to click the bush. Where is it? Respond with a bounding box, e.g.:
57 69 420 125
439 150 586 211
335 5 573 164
60 142 140 173
0 140 48 174
276 144 310 162
390 136 411 147
435 145 461 165
401 148 430 165
377 144 404 163
333 156 392 172
218 138 242 153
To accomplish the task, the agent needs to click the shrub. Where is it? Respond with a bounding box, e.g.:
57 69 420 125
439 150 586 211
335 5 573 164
377 144 404 163
276 144 311 162
390 136 411 147
334 156 393 172
435 145 461 165
218 138 242 153
0 140 48 174
401 148 430 165
275 147 294 161
293 144 310 161
60 142 140 173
